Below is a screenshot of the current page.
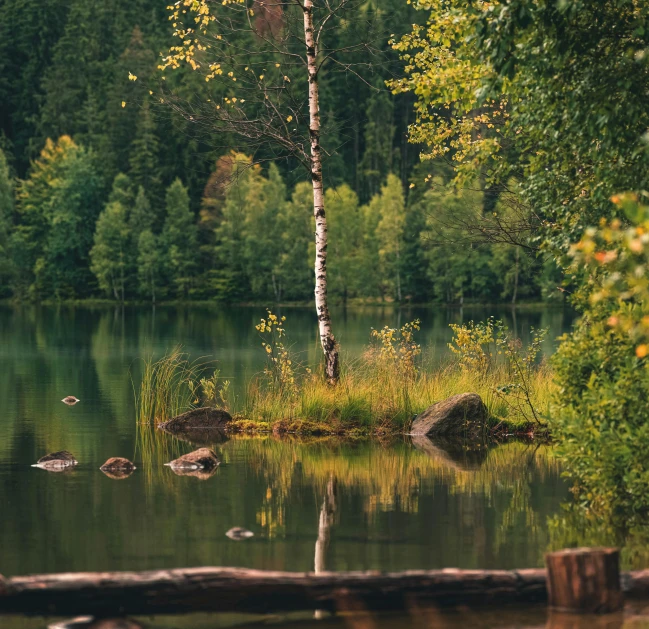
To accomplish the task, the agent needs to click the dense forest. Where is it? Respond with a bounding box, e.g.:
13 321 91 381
0 0 559 304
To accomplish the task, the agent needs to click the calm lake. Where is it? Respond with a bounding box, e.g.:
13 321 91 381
0 304 574 626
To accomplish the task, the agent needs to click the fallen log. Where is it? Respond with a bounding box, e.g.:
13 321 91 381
0 567 548 616
4 555 649 618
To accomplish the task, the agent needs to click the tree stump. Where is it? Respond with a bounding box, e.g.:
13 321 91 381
545 548 623 613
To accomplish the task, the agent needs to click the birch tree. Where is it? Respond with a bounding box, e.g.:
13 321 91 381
157 0 384 383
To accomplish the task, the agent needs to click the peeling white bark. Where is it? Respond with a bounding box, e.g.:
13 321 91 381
304 0 339 384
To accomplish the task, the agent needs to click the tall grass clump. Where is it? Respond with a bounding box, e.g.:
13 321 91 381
134 346 205 425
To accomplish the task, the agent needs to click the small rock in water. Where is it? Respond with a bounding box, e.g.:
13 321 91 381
165 447 219 471
48 616 94 629
88 619 143 629
100 457 136 479
49 618 143 629
33 450 78 471
61 396 80 405
226 527 254 540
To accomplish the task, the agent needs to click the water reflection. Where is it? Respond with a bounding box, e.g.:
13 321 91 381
0 431 567 576
0 304 570 579
7 606 649 629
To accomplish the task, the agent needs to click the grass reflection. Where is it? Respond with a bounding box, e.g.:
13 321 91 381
215 436 560 545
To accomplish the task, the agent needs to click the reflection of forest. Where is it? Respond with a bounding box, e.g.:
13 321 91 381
0 305 569 579
227 436 562 550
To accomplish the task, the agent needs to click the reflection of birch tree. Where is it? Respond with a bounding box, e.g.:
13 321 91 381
315 474 337 573
314 475 337 619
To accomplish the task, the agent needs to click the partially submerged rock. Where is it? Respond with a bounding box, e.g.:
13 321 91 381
100 457 136 479
410 393 487 440
49 618 143 629
33 450 78 471
159 407 232 432
165 448 219 471
88 620 143 629
226 527 254 540
61 396 80 406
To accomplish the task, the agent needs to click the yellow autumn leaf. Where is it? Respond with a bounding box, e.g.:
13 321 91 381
128 72 137 81
121 101 126 108
286 115 293 122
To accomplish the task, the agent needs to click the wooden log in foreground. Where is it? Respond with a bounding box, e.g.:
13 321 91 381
6 548 649 618
0 567 548 616
545 548 623 613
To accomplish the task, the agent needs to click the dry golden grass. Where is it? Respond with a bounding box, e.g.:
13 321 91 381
234 355 555 435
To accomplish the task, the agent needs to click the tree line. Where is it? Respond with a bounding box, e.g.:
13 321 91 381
0 140 559 303
0 0 562 304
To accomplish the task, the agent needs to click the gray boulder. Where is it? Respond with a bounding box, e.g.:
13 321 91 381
410 393 487 439
165 447 220 471
159 407 232 432
33 450 78 471
100 457 136 479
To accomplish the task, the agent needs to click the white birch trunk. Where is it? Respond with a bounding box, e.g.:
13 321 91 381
304 0 339 384
313 475 337 619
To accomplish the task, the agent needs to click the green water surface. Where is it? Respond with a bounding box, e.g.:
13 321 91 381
0 304 571 581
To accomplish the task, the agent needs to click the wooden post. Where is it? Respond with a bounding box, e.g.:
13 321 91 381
545 548 623 614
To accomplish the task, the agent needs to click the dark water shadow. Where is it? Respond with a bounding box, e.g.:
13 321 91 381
159 426 230 448
410 435 492 471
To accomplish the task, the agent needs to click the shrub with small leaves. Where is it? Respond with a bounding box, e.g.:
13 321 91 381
190 369 231 410
370 319 422 380
256 309 296 395
449 317 548 424
552 191 649 527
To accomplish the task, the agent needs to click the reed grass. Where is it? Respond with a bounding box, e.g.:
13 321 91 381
133 346 206 426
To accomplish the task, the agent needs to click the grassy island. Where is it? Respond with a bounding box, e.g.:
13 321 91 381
135 313 554 438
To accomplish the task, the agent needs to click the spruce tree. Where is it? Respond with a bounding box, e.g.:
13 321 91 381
108 173 133 208
326 184 363 304
162 178 197 298
90 201 130 301
137 229 159 303
129 186 153 238
214 154 253 300
242 163 286 301
0 149 14 295
17 136 103 298
128 100 162 210
358 89 396 201
275 182 314 301
108 26 157 174
374 174 406 301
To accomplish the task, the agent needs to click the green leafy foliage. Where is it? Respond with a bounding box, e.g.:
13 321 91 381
449 318 549 425
0 149 15 294
90 201 129 300
16 136 103 299
162 178 197 298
